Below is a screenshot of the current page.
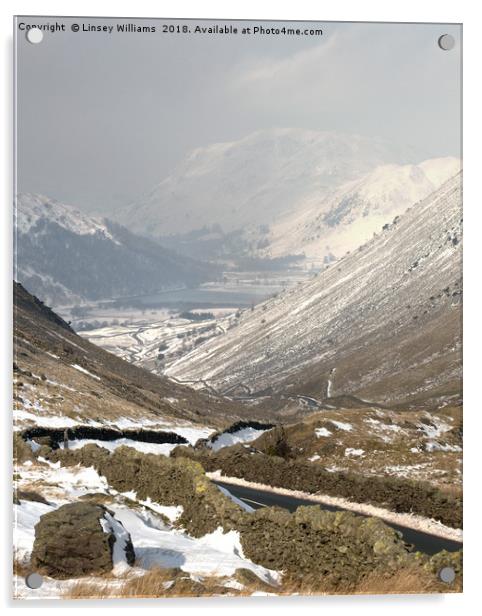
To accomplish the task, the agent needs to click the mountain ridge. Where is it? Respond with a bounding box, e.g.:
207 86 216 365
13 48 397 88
13 281 256 430
116 128 424 237
116 128 459 266
166 172 462 408
15 193 218 307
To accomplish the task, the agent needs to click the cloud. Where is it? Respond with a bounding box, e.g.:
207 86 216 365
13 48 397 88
232 30 341 92
226 23 461 158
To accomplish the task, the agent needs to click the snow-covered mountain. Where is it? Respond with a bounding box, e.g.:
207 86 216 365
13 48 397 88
116 128 458 266
266 158 460 264
15 193 118 239
15 193 218 307
166 173 462 407
116 128 422 239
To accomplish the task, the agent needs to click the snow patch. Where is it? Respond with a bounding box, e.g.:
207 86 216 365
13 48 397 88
315 427 332 437
14 499 55 563
60 438 179 457
111 506 280 583
345 448 364 457
138 497 184 522
14 409 80 429
425 441 462 453
100 511 133 576
71 364 101 380
209 427 269 451
330 420 353 432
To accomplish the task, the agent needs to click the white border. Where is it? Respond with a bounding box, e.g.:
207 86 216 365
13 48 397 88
1 1 480 614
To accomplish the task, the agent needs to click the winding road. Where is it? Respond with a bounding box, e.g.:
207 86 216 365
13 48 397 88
215 480 462 556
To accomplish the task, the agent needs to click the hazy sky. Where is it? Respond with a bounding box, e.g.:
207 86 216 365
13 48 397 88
15 17 461 214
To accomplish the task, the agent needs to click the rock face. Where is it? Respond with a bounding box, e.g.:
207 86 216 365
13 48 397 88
31 502 135 579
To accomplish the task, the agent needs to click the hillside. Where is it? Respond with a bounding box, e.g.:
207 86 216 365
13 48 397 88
13 282 252 434
166 173 462 408
266 158 460 264
13 284 462 599
14 193 218 307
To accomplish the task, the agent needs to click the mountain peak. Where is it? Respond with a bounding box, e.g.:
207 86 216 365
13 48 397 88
15 193 113 239
118 129 424 238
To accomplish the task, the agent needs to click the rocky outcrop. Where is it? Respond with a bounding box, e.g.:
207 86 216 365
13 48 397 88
253 425 291 459
31 502 134 579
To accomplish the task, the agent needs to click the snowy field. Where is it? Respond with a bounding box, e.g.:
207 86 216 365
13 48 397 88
77 310 236 377
14 459 280 599
63 270 311 378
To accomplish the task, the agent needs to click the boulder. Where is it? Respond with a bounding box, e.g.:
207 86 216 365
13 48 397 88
31 502 134 579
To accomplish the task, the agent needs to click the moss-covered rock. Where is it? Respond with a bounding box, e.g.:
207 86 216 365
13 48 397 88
235 504 416 586
31 502 134 579
249 425 291 459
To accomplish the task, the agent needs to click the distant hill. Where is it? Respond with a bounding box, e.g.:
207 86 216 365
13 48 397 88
15 193 218 307
266 157 460 264
116 128 458 265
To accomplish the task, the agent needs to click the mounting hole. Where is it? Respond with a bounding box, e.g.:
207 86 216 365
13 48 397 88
25 572 43 589
26 28 43 44
438 34 455 51
438 566 456 584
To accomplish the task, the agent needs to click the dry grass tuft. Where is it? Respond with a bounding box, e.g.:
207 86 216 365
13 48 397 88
116 567 179 598
62 563 462 600
354 568 447 595
13 560 31 578
66 580 113 599
279 565 462 596
63 568 240 600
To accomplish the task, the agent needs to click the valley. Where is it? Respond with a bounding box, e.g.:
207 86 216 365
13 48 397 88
13 273 463 598
166 174 462 409
55 269 311 380
13 136 463 600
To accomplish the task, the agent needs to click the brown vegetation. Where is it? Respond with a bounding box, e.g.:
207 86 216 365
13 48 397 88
62 562 461 600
